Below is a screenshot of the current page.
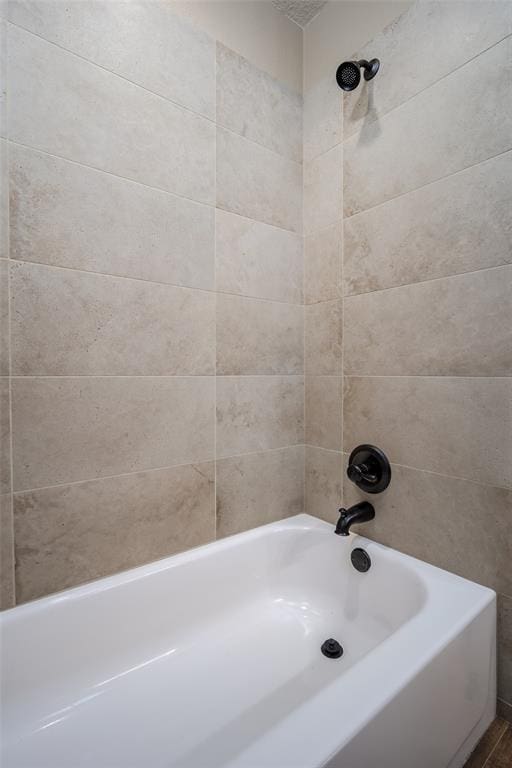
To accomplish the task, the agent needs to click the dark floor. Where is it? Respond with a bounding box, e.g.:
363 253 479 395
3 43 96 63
464 718 512 767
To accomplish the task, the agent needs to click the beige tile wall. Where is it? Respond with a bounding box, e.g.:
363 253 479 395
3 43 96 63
303 58 343 527
305 0 512 717
0 1 304 606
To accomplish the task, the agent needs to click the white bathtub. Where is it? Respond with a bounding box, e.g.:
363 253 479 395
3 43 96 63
1 514 496 768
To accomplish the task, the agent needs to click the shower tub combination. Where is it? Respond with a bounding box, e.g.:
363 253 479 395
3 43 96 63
1 514 496 768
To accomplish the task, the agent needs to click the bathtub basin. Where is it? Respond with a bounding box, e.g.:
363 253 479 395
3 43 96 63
0 513 496 768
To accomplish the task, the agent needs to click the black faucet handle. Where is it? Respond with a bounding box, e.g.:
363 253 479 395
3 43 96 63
347 445 391 494
347 461 378 485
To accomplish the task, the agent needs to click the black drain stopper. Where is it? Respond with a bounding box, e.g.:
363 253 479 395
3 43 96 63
321 638 343 659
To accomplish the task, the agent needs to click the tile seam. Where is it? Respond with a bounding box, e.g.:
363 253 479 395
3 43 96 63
343 147 512 222
13 445 305 496
343 31 512 145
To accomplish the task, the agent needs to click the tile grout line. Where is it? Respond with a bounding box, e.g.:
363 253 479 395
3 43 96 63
5 134 16 606
343 146 512 222
336 450 512 493
5 138 302 237
342 261 512 300
7 20 303 167
342 262 512 299
343 31 512 147
13 444 306 497
10 374 307 379
343 374 512 381
481 723 509 768
213 46 218 543
302 122 307 509
6 256 305 307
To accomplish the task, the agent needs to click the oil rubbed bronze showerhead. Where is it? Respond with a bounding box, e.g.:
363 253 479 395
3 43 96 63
336 58 380 91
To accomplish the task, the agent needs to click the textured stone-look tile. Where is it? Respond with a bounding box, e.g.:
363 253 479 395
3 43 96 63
305 376 342 451
344 36 512 216
344 0 512 139
305 446 341 524
498 700 512 724
216 127 302 233
8 0 216 118
305 299 342 375
12 377 214 490
304 223 341 305
216 376 304 458
8 25 215 203
13 461 215 603
303 74 342 162
0 493 14 608
215 209 303 304
216 43 302 163
0 139 7 260
216 446 304 538
11 262 215 376
464 718 509 768
344 377 512 489
0 20 5 137
344 267 512 376
0 377 10 494
498 596 512 705
344 461 512 596
216 294 303 375
344 152 512 295
304 145 342 235
487 726 512 767
0 258 8 376
10 145 215 289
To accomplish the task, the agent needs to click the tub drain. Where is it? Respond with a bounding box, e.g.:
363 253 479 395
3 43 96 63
321 638 343 659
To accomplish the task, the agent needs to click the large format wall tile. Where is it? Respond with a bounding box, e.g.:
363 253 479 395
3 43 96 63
215 209 302 304
498 596 512 704
344 36 512 216
344 376 512 489
0 139 7 260
303 74 342 163
304 144 342 235
216 127 302 233
216 446 304 537
305 445 341 524
0 377 10 494
343 461 512 597
305 299 342 375
12 377 215 490
344 1 512 139
13 461 215 603
11 262 215 376
216 43 301 163
344 152 512 295
344 266 512 376
0 493 14 608
8 25 215 203
216 294 303 375
216 376 304 458
305 376 342 451
10 145 215 289
8 0 216 118
0 258 8 376
304 223 341 305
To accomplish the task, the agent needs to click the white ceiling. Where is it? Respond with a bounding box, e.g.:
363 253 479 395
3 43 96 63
271 0 328 28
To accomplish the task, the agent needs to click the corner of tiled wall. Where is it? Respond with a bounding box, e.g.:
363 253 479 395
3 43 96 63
214 38 305 538
3 1 304 605
1 9 15 607
339 0 512 719
303 68 344 525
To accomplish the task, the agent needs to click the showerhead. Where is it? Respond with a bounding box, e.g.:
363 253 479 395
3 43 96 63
336 58 380 91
